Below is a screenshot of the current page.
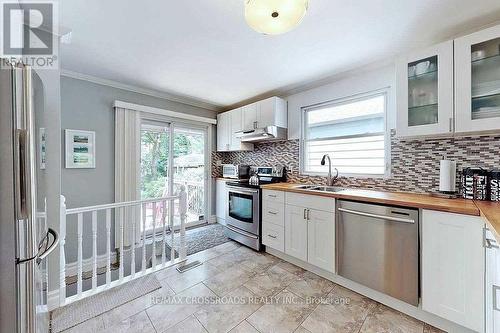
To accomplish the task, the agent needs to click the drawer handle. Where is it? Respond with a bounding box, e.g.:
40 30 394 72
268 195 277 198
267 234 277 239
268 211 278 215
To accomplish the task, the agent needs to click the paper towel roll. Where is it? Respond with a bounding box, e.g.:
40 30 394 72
439 160 457 193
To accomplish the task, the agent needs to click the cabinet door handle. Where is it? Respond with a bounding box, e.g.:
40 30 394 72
494 285 500 312
253 121 258 129
486 238 499 249
303 209 307 220
306 209 310 221
267 234 277 239
449 117 453 132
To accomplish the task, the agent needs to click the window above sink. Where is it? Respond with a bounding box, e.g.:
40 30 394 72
300 91 388 178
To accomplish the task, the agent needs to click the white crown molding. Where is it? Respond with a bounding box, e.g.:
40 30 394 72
281 59 395 98
223 59 395 111
60 69 222 112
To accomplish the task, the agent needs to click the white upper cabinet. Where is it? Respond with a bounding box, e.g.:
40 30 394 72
216 108 253 152
241 97 288 131
216 111 231 151
396 41 454 137
258 97 288 129
242 103 259 131
217 96 287 150
455 24 500 134
230 108 243 151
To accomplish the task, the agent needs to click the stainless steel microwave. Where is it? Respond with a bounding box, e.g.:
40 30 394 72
222 164 250 179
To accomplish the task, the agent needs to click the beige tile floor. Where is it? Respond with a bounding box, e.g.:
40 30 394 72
62 241 445 333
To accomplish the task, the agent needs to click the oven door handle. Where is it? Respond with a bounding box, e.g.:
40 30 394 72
226 186 259 194
226 224 259 239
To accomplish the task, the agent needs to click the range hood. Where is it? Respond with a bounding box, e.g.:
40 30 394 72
236 126 288 143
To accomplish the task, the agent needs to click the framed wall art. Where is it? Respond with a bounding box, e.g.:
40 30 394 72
65 129 96 168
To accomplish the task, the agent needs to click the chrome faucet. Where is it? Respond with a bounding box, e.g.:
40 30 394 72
321 154 339 186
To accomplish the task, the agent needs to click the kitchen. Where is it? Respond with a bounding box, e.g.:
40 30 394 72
3 1 500 333
213 25 500 333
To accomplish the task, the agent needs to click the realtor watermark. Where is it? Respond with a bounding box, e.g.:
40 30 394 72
150 295 352 306
1 0 59 68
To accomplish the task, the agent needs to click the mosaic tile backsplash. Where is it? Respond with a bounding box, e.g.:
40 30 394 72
212 132 500 194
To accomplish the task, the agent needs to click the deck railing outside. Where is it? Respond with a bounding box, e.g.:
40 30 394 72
58 186 188 306
143 180 204 229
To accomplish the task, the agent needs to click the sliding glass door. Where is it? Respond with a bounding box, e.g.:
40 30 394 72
173 127 206 225
140 120 207 232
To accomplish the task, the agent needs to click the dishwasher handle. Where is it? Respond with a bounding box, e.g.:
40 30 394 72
338 207 415 224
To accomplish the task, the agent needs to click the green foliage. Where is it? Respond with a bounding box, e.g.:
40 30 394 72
142 177 167 198
140 128 205 199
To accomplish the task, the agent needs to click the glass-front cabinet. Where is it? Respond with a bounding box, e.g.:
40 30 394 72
396 41 454 137
455 24 500 133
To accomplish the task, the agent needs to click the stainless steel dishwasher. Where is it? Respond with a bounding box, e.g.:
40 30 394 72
336 200 419 306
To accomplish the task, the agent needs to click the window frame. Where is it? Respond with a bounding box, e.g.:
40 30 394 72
138 115 212 237
300 89 391 179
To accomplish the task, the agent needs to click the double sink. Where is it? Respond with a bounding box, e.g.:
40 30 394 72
293 184 345 193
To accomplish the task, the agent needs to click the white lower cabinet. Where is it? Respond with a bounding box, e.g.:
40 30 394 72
215 179 228 224
307 208 335 272
422 209 484 332
262 222 285 252
284 193 335 273
485 229 500 333
262 190 285 252
262 200 285 226
284 204 309 262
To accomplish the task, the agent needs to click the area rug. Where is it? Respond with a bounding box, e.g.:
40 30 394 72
50 274 161 333
166 223 230 256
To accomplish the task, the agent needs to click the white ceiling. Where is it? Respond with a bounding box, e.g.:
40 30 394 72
60 0 500 109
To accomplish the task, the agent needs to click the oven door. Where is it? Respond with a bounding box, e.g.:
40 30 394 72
226 186 260 235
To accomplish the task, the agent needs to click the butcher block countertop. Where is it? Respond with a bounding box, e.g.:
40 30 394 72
260 182 480 216
261 182 500 241
475 201 500 243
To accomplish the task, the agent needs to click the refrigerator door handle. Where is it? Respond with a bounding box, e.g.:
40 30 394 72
36 228 59 264
14 128 28 219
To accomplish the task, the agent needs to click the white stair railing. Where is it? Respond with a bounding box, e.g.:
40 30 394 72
58 186 188 307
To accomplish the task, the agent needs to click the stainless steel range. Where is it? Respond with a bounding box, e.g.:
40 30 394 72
225 166 285 250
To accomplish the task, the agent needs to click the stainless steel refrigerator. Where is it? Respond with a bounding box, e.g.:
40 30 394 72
0 62 59 333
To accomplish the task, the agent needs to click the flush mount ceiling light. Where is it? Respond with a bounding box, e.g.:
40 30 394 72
245 0 309 35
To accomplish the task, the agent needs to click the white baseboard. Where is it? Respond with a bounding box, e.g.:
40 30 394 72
266 248 475 333
47 290 59 311
65 252 118 277
215 217 226 226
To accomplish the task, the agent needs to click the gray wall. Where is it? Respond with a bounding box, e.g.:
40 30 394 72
61 76 217 262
